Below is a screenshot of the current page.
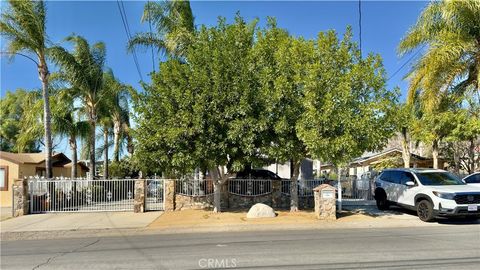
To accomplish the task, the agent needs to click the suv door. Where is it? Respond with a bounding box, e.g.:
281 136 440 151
377 171 398 202
396 172 418 207
385 171 403 202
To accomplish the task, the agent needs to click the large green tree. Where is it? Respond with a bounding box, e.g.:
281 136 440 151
134 16 261 212
0 89 42 152
297 28 397 208
49 35 107 179
1 0 53 177
253 20 313 211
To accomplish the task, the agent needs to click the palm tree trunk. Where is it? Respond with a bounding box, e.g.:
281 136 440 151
69 136 77 179
88 108 96 180
432 139 439 169
103 127 109 179
401 127 411 168
113 121 120 162
290 159 300 212
38 61 52 179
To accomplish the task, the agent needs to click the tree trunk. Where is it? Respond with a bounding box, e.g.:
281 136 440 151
69 136 77 179
209 167 223 213
113 121 121 162
88 108 96 180
38 62 52 179
337 167 343 212
290 159 300 212
401 127 411 168
468 138 475 174
453 142 460 174
127 134 134 155
432 139 439 169
103 127 109 179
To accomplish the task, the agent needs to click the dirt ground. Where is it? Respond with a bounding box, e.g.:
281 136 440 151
147 208 383 231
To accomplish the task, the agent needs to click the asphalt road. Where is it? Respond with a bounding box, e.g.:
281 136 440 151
2 225 480 270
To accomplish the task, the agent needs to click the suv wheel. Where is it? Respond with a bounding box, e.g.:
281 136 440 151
417 200 434 222
375 192 389 210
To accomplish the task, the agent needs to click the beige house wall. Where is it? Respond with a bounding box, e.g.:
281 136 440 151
0 159 19 207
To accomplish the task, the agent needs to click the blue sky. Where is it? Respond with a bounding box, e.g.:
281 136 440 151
1 0 427 157
2 0 427 97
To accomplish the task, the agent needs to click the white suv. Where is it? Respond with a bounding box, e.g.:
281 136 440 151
373 168 480 222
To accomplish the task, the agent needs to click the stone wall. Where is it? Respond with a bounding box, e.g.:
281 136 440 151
12 179 28 217
134 179 146 213
166 179 318 211
313 184 336 220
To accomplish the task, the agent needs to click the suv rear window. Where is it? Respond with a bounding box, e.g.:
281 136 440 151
464 173 480 184
416 172 465 186
379 171 404 184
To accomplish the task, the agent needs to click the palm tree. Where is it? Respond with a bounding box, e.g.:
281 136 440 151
399 0 480 110
52 90 90 179
49 35 107 179
101 70 133 162
1 0 54 177
128 0 195 58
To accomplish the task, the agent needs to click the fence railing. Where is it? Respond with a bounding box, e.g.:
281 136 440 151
175 178 214 197
228 178 272 196
29 178 136 213
281 179 326 197
341 177 375 201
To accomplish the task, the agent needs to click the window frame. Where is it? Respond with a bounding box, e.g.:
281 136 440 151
0 165 9 191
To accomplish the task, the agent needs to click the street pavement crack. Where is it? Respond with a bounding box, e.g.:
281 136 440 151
31 238 100 270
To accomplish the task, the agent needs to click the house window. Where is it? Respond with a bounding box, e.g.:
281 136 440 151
0 166 8 191
35 167 46 177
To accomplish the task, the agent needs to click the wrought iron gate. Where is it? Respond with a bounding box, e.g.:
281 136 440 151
145 179 164 211
29 178 136 213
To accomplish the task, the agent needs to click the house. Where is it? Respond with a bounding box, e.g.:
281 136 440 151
0 151 89 207
261 148 446 180
347 148 445 178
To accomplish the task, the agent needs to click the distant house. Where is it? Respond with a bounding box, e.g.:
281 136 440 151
263 148 446 180
347 148 445 178
0 151 88 207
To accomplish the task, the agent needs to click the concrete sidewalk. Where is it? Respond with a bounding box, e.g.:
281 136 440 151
0 211 162 233
1 207 12 221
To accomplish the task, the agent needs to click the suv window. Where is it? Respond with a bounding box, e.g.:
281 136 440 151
380 171 401 184
399 172 416 185
464 173 480 184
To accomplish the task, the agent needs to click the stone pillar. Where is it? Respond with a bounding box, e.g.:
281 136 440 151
272 180 282 208
313 184 336 221
12 179 29 217
134 179 146 213
164 179 175 211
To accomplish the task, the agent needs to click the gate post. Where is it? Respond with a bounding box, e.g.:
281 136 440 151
134 179 146 213
272 180 281 208
12 179 29 217
164 179 175 211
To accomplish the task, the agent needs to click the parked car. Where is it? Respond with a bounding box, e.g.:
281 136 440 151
373 168 480 222
463 172 480 187
234 169 282 180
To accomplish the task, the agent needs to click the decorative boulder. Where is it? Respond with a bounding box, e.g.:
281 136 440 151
246 203 276 218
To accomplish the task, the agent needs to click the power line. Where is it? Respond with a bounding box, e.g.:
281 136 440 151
358 0 362 57
388 45 425 81
116 0 144 82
